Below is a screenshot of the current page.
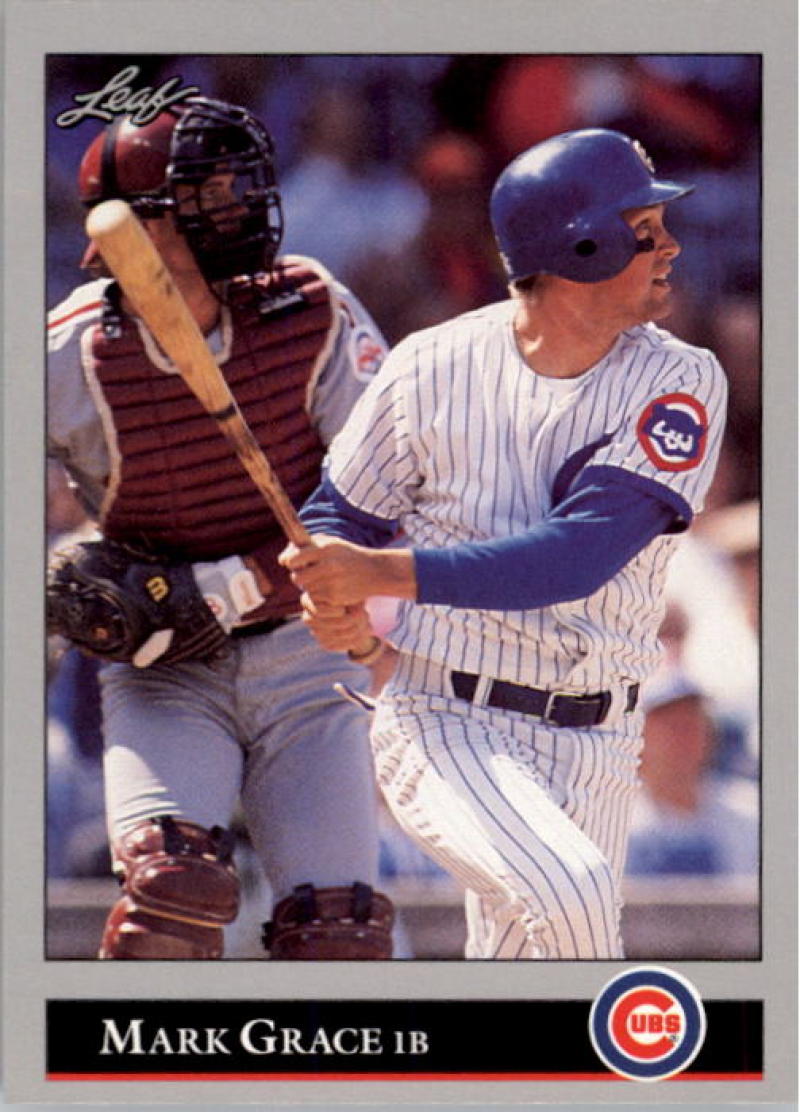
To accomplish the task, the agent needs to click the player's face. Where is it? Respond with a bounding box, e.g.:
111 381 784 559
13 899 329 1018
598 204 682 326
175 170 247 234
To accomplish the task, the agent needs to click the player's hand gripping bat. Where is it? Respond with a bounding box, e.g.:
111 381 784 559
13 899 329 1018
85 199 384 665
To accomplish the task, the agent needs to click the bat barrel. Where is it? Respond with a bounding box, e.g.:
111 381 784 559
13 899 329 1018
85 199 381 664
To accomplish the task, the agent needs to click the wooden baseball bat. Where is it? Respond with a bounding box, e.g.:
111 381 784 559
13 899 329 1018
85 199 383 665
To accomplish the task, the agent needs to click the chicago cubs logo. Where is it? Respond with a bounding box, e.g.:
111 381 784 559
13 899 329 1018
352 327 384 381
637 392 708 472
589 967 706 1081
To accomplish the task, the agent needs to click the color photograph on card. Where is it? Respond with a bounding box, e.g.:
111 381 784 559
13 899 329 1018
44 48 760 968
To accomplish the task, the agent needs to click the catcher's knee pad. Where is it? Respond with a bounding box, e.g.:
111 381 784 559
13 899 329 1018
99 816 240 960
263 883 394 960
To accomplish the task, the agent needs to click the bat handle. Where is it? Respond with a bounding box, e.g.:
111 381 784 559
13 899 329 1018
286 527 386 666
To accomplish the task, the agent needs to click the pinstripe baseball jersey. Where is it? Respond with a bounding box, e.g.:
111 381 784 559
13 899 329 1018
326 297 727 693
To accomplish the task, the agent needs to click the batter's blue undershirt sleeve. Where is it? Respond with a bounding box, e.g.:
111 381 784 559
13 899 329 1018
413 471 679 610
299 475 400 547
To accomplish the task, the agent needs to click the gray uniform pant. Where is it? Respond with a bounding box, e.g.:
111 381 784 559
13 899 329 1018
99 619 380 903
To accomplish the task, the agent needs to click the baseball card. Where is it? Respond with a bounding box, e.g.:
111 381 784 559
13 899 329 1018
2 1 796 1109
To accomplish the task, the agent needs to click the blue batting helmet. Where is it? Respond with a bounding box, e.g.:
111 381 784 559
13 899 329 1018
490 129 693 284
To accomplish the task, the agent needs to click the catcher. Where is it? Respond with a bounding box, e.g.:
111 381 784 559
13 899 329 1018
46 96 394 960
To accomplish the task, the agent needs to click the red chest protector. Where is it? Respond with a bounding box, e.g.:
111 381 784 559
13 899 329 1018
87 259 336 618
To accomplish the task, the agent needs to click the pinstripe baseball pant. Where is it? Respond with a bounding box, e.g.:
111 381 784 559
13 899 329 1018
371 652 644 960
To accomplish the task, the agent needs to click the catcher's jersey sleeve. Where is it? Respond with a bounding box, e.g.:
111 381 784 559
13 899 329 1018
47 279 113 517
308 278 388 446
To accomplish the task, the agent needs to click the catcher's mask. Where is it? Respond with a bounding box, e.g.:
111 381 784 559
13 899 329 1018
78 97 283 282
490 128 693 285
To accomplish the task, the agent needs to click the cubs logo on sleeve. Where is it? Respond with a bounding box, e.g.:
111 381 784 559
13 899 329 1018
636 392 709 472
589 966 707 1081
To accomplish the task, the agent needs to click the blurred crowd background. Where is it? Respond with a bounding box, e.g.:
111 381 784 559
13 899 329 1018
45 53 761 958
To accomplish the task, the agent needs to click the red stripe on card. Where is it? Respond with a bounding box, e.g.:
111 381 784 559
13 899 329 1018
47 1071 763 1082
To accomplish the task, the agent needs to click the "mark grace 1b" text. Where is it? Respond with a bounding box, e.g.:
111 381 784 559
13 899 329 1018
99 1017 430 1056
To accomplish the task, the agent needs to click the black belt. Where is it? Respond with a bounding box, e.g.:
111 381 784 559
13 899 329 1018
230 616 294 639
451 671 639 728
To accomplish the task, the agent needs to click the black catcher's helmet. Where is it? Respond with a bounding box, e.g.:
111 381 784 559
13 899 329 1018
79 97 283 282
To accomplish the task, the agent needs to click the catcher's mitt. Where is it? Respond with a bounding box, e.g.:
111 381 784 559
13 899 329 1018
46 539 228 667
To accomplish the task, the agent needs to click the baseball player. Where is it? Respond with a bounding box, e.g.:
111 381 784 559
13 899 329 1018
46 97 395 960
282 129 728 959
